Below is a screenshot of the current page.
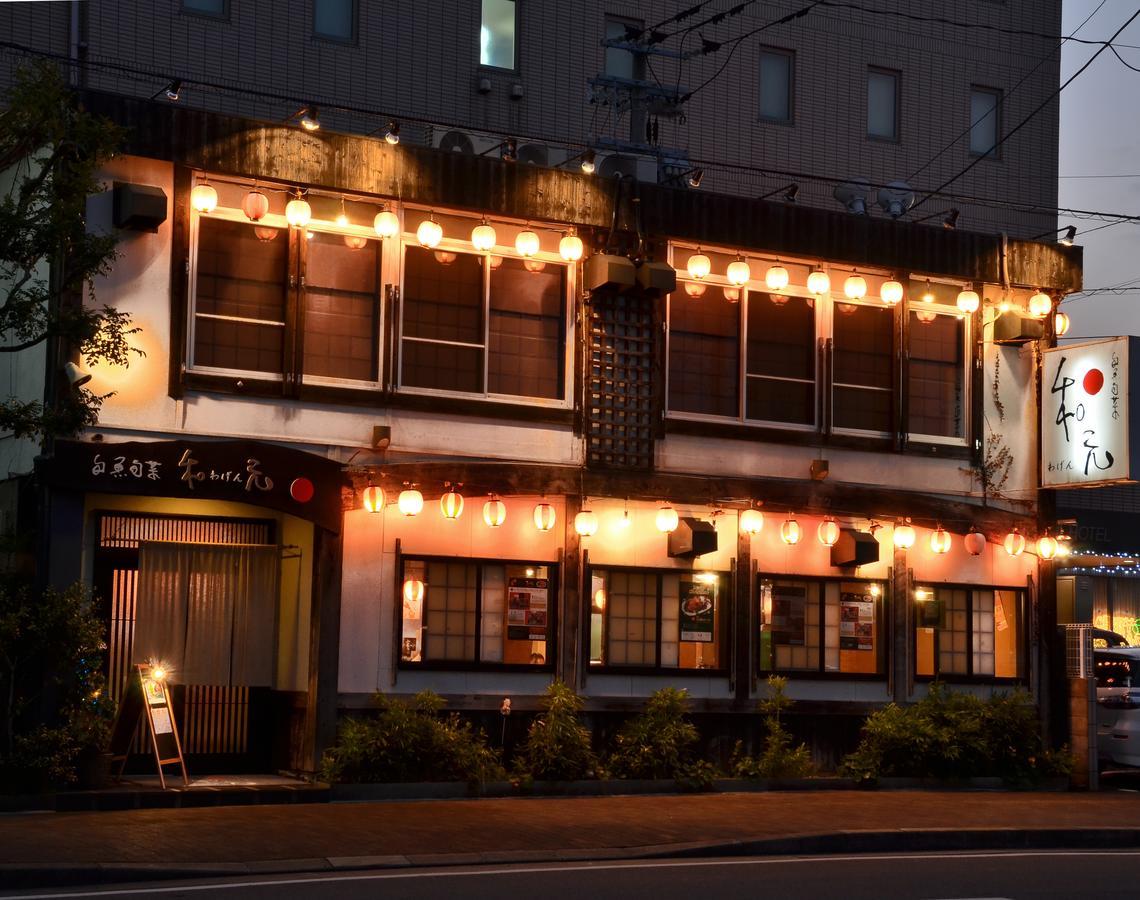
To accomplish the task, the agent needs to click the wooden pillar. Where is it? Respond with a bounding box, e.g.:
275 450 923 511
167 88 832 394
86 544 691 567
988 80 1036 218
734 526 752 705
301 527 342 774
891 546 911 703
560 494 582 690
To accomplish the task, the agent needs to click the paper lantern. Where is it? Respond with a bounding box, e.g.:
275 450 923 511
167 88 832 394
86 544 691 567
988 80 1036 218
1004 528 1026 557
559 232 584 261
417 217 443 248
516 229 540 257
780 517 801 545
964 528 986 556
402 578 424 605
844 274 867 299
1054 311 1071 336
656 505 679 533
398 488 423 517
254 226 278 242
684 282 706 298
285 197 311 227
344 235 369 250
362 485 385 513
881 280 904 306
726 257 751 286
374 210 399 238
440 489 464 520
956 290 980 314
471 222 497 252
593 589 606 610
483 497 507 527
893 522 916 550
1037 534 1058 560
817 518 840 547
242 189 269 221
930 526 951 554
523 259 547 273
434 251 458 266
533 502 556 532
191 183 218 213
574 510 598 537
687 252 711 280
765 265 789 291
739 508 764 535
807 269 830 295
1028 291 1052 318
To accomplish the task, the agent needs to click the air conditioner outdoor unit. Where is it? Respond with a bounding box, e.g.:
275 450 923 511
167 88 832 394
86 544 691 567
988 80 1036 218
428 126 504 157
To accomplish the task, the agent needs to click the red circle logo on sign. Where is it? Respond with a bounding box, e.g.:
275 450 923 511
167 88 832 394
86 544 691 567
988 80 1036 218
290 477 315 503
1083 368 1104 396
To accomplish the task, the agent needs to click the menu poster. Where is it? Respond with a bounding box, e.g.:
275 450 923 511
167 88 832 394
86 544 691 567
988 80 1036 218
150 705 173 735
507 578 549 641
994 595 1009 632
839 591 875 651
772 585 807 646
679 578 715 643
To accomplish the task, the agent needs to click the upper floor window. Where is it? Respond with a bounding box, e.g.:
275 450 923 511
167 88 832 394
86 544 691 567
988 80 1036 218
182 0 227 18
314 0 355 42
398 214 570 404
604 17 642 79
907 283 968 444
400 557 555 669
833 301 894 435
758 48 794 123
589 568 727 671
758 576 886 676
969 87 1001 157
916 586 1024 680
867 68 899 140
480 0 516 69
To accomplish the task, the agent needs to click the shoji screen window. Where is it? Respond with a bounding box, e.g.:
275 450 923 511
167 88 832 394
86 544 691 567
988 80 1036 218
915 586 1023 680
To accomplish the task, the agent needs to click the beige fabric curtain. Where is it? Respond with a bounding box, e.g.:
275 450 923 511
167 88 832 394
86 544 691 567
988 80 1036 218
134 543 279 686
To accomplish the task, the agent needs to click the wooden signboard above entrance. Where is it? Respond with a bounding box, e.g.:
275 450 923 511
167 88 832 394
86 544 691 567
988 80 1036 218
42 439 346 532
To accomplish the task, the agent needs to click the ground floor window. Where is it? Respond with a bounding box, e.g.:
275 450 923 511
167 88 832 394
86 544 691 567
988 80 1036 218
400 557 554 668
915 586 1023 679
588 568 726 671
758 577 885 675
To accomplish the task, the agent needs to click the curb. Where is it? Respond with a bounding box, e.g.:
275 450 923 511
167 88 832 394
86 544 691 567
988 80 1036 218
4 827 1140 889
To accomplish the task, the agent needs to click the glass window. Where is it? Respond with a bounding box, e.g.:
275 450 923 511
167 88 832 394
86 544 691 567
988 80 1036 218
1096 655 1140 688
916 587 1022 679
833 303 893 433
867 69 898 140
907 310 965 440
400 246 568 402
668 285 740 417
314 0 355 41
747 293 815 425
303 232 380 381
480 0 516 69
193 217 287 374
605 17 640 79
969 88 1000 157
759 578 884 675
590 569 724 670
401 558 552 666
183 0 227 17
759 49 793 123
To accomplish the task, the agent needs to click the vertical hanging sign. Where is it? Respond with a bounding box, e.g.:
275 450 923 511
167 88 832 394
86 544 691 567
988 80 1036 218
1042 336 1139 488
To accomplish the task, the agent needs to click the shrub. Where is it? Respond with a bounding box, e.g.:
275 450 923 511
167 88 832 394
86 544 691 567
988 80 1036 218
320 691 505 785
839 683 1066 784
608 687 702 781
514 681 598 781
731 675 814 779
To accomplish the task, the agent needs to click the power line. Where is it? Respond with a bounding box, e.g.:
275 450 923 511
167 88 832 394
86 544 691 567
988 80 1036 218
1059 173 1140 179
1110 43 1140 72
911 8 1140 213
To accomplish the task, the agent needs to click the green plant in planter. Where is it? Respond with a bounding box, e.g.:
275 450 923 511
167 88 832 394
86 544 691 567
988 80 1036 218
608 687 705 782
514 681 597 782
320 690 505 785
731 675 814 779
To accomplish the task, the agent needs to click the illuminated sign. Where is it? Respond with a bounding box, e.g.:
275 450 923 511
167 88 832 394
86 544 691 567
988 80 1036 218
1042 336 1139 488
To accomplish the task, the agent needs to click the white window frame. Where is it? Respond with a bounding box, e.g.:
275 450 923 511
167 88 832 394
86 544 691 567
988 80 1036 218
395 208 575 410
904 279 972 448
829 293 895 441
187 188 387 391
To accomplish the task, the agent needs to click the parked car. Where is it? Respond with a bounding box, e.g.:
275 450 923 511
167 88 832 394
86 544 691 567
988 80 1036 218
1093 628 1130 649
1095 648 1140 767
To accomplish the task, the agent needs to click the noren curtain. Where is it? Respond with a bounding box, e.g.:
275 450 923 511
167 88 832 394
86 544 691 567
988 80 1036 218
133 543 279 686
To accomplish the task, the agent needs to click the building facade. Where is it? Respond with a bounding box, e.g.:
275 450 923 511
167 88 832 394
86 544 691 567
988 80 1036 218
0 1 1079 772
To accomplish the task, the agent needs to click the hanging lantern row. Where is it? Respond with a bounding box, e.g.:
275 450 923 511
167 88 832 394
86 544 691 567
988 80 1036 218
360 485 568 532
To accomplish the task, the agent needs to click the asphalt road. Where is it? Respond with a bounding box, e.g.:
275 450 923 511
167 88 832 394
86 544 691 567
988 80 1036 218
5 851 1140 900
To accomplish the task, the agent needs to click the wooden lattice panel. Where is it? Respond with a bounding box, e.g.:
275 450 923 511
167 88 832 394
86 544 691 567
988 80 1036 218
586 293 656 470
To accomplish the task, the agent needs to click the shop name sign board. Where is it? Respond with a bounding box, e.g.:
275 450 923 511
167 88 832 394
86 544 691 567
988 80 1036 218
1042 337 1140 489
43 439 345 531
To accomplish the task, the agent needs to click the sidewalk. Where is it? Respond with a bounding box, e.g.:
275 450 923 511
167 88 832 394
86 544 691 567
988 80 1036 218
3 790 1140 888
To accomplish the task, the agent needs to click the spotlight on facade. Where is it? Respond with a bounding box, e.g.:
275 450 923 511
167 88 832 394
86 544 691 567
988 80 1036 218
384 120 400 145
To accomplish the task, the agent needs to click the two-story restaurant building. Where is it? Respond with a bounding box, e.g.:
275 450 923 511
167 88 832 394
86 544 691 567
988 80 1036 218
6 85 1080 772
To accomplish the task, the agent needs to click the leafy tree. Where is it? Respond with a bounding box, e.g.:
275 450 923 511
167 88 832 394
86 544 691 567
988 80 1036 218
0 62 139 438
730 675 814 779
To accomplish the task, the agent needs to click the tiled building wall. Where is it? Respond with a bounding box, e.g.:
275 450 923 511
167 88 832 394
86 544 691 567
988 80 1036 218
0 0 1060 237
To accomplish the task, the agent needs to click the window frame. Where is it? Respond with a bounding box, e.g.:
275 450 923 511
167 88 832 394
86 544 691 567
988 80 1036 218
913 583 1027 683
830 294 898 440
756 573 889 679
757 46 795 125
395 209 575 410
585 563 733 677
866 66 900 142
479 0 519 72
186 201 387 391
968 86 1002 159
312 0 358 45
181 0 229 20
397 553 558 673
903 296 972 448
